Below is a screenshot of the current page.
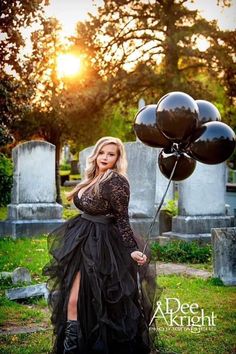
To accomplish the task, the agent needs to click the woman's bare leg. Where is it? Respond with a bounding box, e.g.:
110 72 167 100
67 272 81 320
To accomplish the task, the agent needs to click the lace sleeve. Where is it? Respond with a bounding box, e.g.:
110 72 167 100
102 172 138 252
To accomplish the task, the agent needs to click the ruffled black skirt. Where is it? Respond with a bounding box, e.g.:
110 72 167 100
43 213 157 354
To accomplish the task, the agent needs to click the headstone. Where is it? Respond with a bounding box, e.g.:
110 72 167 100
125 141 159 236
79 145 93 179
70 160 79 174
126 141 156 218
212 227 236 285
0 267 32 284
5 283 48 300
163 162 234 242
226 183 236 217
62 143 71 163
0 141 63 238
138 98 146 110
12 267 31 284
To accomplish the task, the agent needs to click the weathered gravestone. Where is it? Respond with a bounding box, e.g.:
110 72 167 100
125 141 158 236
6 283 48 300
0 141 63 238
0 267 31 284
163 162 234 242
212 227 236 285
70 160 79 174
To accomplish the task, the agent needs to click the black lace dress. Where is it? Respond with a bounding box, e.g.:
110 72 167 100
43 171 154 354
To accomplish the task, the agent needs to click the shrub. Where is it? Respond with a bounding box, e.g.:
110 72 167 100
0 153 13 206
162 193 179 216
60 161 71 171
151 240 212 264
162 199 178 216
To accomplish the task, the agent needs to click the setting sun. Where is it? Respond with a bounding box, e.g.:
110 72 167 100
196 36 210 52
57 53 81 78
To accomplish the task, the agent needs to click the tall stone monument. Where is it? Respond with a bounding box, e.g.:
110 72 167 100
0 141 63 238
125 141 158 236
163 162 234 242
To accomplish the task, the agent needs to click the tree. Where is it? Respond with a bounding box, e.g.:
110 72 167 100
76 0 235 108
0 0 49 146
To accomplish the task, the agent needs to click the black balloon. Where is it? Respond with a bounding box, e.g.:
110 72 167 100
133 104 172 148
158 149 196 181
189 121 236 164
156 91 199 143
196 100 221 125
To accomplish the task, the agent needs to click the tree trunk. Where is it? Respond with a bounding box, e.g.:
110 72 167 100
47 129 63 205
55 140 62 204
163 0 180 91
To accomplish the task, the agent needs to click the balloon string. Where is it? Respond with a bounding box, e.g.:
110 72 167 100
141 154 180 256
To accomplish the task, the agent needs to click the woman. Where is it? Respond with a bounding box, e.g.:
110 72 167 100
43 136 154 354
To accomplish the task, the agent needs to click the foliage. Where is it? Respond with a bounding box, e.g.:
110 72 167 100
151 240 212 264
0 0 48 147
0 154 13 206
101 103 137 142
228 168 236 182
0 73 32 149
77 0 235 121
0 206 7 220
62 208 79 219
162 197 178 217
5 0 235 159
60 162 71 171
0 0 48 73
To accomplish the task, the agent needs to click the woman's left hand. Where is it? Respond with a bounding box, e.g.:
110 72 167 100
131 251 147 266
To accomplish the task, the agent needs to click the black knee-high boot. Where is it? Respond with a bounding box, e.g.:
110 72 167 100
63 320 81 354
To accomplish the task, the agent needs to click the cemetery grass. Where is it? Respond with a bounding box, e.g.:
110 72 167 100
0 236 52 353
0 237 236 353
155 275 236 354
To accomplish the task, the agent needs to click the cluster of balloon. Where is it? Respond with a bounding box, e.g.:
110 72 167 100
133 92 236 181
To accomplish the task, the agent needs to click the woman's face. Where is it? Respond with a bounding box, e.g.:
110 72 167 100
96 143 119 173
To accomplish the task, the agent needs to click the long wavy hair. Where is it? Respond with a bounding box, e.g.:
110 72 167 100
66 136 128 201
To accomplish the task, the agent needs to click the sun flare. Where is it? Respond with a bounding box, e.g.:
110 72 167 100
196 37 210 52
57 53 81 78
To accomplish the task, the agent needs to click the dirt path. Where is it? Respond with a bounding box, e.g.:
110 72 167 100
156 261 211 278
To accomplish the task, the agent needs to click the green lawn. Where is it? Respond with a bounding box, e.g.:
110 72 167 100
0 237 235 354
0 236 49 285
154 275 236 354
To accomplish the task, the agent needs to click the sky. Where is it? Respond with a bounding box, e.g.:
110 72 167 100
45 0 236 37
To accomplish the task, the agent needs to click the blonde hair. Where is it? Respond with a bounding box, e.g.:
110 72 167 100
66 136 128 201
